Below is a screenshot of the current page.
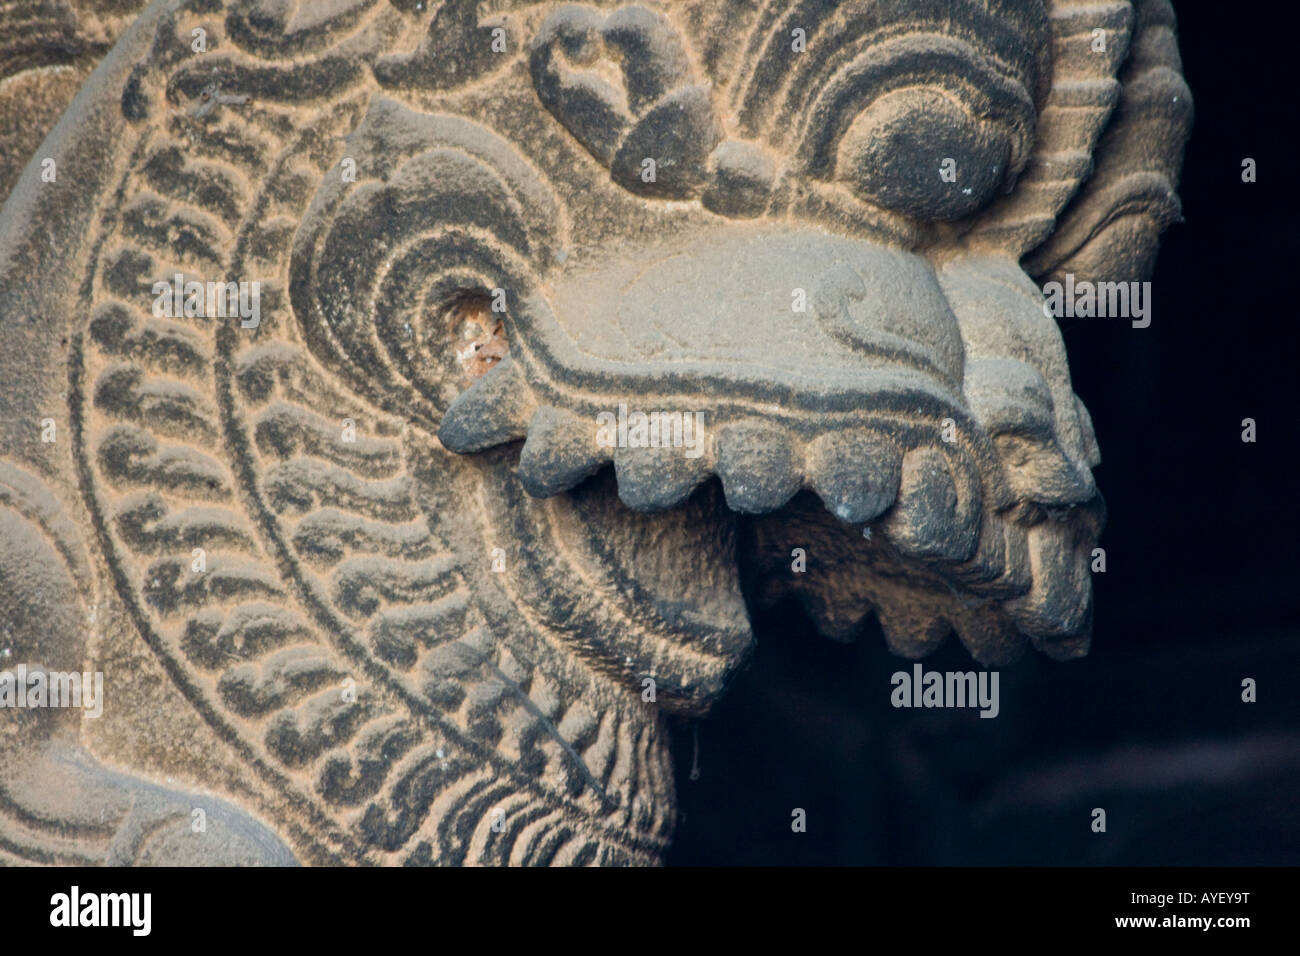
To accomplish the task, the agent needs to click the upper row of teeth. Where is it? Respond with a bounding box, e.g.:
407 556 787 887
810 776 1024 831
438 354 1091 520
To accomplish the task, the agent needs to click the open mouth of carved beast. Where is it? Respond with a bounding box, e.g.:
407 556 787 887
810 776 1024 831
434 222 1104 704
284 97 1108 720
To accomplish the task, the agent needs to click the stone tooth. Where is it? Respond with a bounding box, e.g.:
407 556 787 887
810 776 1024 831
517 406 609 498
991 432 1097 507
795 588 872 643
948 605 1027 666
949 510 1035 601
875 597 951 659
613 445 710 512
994 517 1033 597
805 430 902 525
1003 519 1093 654
947 508 1008 591
436 356 535 454
879 447 978 562
1031 612 1093 662
714 421 803 514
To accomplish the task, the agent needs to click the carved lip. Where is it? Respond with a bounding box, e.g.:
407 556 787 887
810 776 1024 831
439 224 1003 517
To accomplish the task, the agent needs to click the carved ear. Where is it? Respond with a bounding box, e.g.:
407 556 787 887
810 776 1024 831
529 4 723 199
954 0 1190 282
1023 0 1192 284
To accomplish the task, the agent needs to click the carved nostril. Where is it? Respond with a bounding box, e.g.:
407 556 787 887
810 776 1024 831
443 292 509 382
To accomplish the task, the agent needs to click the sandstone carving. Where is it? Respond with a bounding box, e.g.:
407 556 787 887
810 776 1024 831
0 0 1190 865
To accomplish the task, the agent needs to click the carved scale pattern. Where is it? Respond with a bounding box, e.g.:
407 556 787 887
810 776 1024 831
72 1 671 865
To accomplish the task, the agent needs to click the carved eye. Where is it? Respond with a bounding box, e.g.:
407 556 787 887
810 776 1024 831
795 34 1040 225
444 291 509 382
734 8 1048 224
835 86 1013 220
290 100 560 433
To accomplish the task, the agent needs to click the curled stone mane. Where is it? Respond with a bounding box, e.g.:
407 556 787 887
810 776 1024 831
0 0 1189 865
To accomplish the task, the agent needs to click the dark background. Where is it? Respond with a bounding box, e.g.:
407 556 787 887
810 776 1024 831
668 3 1300 865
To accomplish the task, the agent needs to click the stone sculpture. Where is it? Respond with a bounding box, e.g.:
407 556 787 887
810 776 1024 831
0 0 1190 865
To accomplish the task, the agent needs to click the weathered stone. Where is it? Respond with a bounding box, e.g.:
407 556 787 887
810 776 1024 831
0 0 1190 865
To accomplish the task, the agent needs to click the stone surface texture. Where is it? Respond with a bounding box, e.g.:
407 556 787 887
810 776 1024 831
0 0 1190 865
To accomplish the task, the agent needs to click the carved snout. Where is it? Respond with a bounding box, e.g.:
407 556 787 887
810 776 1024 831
437 234 1107 668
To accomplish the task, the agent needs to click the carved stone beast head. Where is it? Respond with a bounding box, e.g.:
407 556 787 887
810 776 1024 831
0 0 1189 865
